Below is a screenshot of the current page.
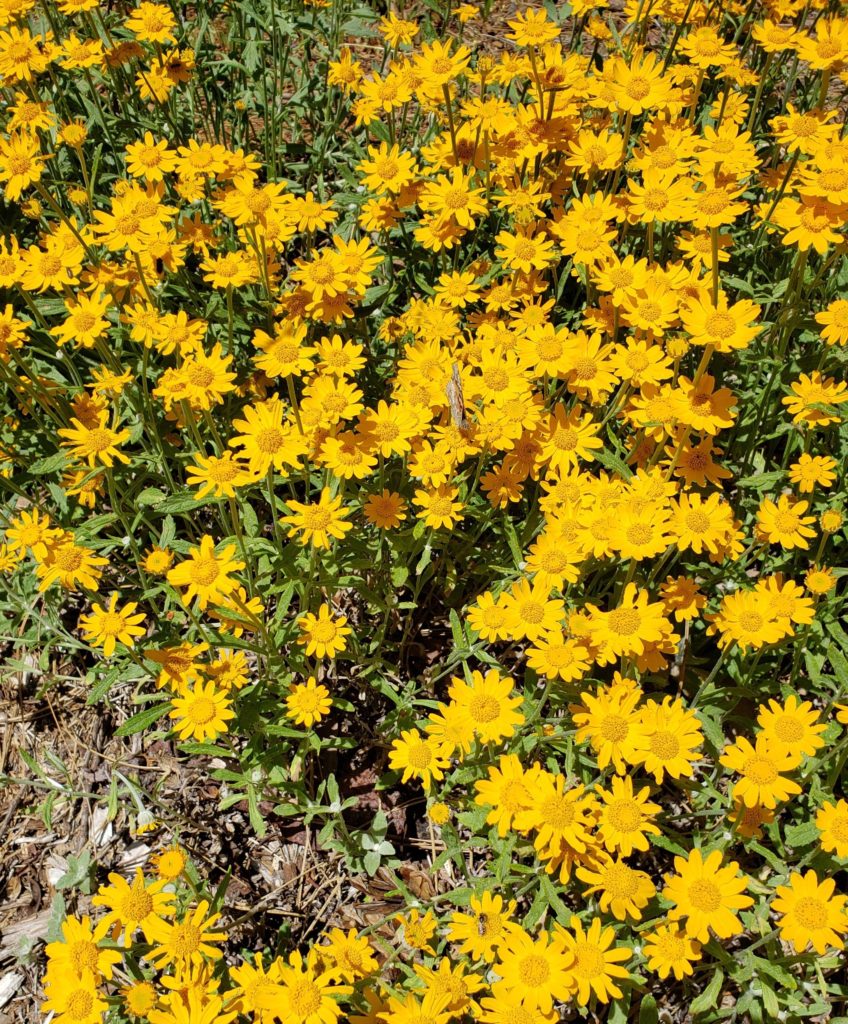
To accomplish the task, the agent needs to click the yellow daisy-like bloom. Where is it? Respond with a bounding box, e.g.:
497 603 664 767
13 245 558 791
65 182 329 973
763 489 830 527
632 696 703 784
169 680 236 742
151 845 187 882
500 578 565 643
230 397 308 476
285 677 332 728
466 589 511 642
514 771 596 866
121 980 158 1018
396 908 438 953
596 776 661 857
318 928 376 983
167 534 245 609
413 484 465 530
448 668 525 746
587 583 670 664
719 734 802 808
447 891 519 964
91 868 176 947
474 754 540 837
58 415 131 468
788 452 837 492
554 916 631 1005
79 593 146 657
570 683 643 774
712 588 789 651
125 1 177 42
493 928 574 1013
281 488 353 549
44 914 122 982
756 695 825 758
363 489 407 529
680 294 766 354
641 924 702 980
145 900 227 969
771 870 848 954
5 508 60 560
389 728 450 790
756 494 817 550
186 451 251 499
40 970 108 1024
506 6 560 46
576 858 656 921
806 564 836 595
817 799 848 858
36 538 108 593
358 141 417 195
526 632 591 683
297 604 351 659
663 848 753 942
412 958 485 1015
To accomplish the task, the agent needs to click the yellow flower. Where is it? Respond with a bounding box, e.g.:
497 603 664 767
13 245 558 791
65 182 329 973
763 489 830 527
596 776 661 856
641 924 701 980
389 729 450 790
281 487 353 549
58 415 130 467
318 927 377 981
663 848 753 942
79 594 146 657
719 734 802 808
396 908 438 953
554 916 631 1005
756 694 825 758
151 845 187 882
167 535 245 609
91 868 176 946
285 677 332 727
297 603 351 658
44 914 121 982
448 669 524 746
169 680 235 742
447 891 519 963
492 928 574 1013
771 870 848 954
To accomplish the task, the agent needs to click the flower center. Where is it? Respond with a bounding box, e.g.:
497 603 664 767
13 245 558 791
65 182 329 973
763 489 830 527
607 607 640 635
607 799 642 831
518 953 550 987
793 896 827 930
688 879 721 912
188 554 219 585
773 715 804 743
705 312 736 339
742 755 778 785
651 731 680 759
469 694 500 723
573 943 607 977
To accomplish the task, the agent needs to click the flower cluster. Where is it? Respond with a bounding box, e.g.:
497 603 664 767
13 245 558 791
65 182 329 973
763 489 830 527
0 0 845 1018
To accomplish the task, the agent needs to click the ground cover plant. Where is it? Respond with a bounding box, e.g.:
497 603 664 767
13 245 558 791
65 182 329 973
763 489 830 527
0 0 847 1019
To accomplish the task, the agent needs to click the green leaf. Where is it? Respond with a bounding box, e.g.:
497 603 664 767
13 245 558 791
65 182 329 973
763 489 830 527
827 643 848 688
691 969 724 1016
137 487 167 506
114 702 171 737
594 446 632 480
638 995 659 1024
55 851 92 892
46 893 67 943
29 452 68 475
247 785 267 837
784 820 819 848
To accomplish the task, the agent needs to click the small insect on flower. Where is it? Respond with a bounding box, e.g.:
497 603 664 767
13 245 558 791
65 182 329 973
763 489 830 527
445 361 469 431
